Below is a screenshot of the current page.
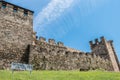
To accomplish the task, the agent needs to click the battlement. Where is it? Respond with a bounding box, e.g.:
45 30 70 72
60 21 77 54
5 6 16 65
37 36 81 53
57 42 64 46
0 0 34 15
48 39 56 45
89 36 106 49
39 37 46 42
38 36 64 47
0 0 34 23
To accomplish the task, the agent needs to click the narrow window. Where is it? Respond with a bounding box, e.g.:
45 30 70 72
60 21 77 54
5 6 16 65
24 10 28 16
2 3 6 9
13 7 18 12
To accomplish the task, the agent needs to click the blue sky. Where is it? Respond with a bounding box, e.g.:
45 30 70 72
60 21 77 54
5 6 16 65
6 0 120 60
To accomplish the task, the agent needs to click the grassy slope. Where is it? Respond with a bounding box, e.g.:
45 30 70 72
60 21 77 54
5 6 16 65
0 70 120 80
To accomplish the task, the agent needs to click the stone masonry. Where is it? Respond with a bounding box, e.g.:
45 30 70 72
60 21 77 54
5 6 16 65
0 0 33 69
90 37 120 72
29 37 113 71
0 1 120 72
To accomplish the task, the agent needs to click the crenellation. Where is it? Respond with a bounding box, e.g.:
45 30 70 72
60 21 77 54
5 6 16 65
28 11 33 25
89 41 94 49
17 7 24 12
0 1 34 25
57 42 64 46
100 36 106 43
17 8 24 17
90 37 105 50
38 37 66 48
48 39 56 45
95 38 99 45
1 1 33 13
39 37 46 42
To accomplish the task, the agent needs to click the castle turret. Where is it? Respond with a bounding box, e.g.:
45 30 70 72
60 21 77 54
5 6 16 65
89 37 120 72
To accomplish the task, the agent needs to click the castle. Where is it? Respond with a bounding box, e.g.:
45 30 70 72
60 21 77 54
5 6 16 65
0 0 120 72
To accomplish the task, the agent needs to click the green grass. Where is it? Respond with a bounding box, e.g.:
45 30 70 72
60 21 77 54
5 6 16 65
0 70 120 80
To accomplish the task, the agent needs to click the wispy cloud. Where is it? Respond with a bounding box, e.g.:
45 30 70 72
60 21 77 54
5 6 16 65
34 0 108 38
34 0 74 32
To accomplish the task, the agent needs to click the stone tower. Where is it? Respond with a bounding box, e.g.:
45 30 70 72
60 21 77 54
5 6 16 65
0 0 34 69
89 37 120 72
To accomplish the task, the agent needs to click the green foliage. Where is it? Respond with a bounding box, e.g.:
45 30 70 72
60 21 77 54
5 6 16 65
0 70 120 80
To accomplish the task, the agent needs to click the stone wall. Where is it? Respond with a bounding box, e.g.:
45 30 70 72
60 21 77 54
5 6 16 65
89 37 109 59
29 37 113 71
0 1 33 69
89 37 120 72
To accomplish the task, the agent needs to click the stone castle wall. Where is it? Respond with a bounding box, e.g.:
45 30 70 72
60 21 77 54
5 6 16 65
29 37 113 71
0 1 33 69
0 1 119 72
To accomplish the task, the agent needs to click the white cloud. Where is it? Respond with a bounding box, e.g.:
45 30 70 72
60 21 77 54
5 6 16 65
34 0 109 38
34 0 74 31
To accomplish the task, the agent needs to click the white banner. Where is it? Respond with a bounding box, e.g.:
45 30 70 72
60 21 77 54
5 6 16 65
11 62 33 71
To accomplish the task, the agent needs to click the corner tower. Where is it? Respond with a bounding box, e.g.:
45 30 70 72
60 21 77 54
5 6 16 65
0 0 34 69
89 37 120 72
